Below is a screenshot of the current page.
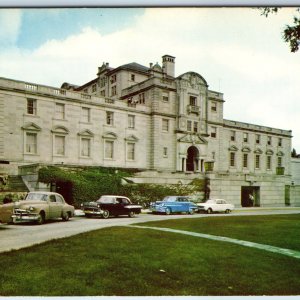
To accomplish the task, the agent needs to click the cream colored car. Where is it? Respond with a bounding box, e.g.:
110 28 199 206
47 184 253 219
0 191 74 225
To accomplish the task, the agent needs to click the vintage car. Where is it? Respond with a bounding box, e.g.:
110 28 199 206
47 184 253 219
81 195 142 218
0 191 75 225
196 199 235 214
150 196 198 215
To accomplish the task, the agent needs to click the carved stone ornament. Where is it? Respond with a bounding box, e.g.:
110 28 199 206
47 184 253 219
178 134 207 145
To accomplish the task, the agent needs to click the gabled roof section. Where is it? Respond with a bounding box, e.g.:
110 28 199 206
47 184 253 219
176 71 208 87
51 126 69 135
102 132 118 140
178 134 207 145
21 122 41 132
228 145 239 151
125 135 139 142
108 62 149 75
78 129 94 137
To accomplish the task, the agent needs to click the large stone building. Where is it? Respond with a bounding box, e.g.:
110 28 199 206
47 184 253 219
0 54 298 207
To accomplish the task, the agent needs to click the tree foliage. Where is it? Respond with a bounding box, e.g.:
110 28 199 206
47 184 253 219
38 166 205 208
259 7 300 53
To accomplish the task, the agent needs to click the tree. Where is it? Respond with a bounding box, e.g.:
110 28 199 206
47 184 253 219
259 7 300 53
291 148 297 157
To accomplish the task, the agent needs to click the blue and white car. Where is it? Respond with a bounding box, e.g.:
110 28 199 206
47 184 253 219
150 196 198 215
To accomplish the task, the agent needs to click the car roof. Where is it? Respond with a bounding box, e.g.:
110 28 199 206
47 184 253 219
28 191 61 195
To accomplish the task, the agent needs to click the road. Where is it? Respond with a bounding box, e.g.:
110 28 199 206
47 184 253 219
1 208 300 253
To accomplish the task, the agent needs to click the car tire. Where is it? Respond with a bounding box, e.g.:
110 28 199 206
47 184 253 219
225 209 230 214
165 208 171 215
102 210 110 219
62 212 70 221
207 208 213 214
36 211 45 225
188 208 195 215
128 211 135 218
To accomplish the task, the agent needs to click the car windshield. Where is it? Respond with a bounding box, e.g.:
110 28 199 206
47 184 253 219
25 193 48 201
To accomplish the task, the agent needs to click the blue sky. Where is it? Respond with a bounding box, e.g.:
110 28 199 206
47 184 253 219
0 7 300 151
17 8 143 49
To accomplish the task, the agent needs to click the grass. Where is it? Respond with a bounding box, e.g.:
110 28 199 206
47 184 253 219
0 214 299 296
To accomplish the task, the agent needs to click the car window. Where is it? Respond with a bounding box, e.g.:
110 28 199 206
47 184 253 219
49 195 56 202
99 197 115 204
25 193 48 201
55 195 64 203
122 198 130 205
116 198 123 204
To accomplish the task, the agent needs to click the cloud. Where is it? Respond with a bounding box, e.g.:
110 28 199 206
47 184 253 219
0 9 22 46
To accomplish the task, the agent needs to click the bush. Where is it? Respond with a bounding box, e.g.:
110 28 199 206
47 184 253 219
38 166 205 208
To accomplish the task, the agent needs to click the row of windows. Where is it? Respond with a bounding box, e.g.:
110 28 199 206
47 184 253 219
210 126 284 147
229 152 283 169
27 100 137 129
25 132 136 160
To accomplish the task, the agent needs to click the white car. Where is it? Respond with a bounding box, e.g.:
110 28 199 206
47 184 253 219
197 199 234 214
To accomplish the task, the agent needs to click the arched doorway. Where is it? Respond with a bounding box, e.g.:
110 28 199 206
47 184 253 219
186 146 199 172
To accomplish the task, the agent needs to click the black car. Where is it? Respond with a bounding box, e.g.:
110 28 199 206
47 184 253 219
81 195 142 218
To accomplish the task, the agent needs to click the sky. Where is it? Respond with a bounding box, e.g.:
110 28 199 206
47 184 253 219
0 7 300 151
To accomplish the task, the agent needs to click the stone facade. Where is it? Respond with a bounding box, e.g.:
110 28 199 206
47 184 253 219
0 54 295 207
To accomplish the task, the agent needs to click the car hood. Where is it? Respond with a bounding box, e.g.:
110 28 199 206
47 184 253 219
14 200 46 208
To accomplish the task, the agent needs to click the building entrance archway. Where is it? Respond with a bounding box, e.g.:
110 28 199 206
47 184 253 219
186 146 199 172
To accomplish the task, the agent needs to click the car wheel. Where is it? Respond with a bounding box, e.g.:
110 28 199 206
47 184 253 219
225 209 230 214
128 211 135 218
102 210 110 219
85 213 92 218
165 208 171 215
188 208 195 215
207 208 213 214
62 212 70 221
36 211 45 225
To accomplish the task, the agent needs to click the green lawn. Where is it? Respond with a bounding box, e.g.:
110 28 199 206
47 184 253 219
0 214 300 296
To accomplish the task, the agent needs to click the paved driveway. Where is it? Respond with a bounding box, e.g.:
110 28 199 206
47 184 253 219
1 208 299 253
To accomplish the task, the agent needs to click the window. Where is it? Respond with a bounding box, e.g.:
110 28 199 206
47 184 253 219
243 153 248 168
105 140 114 159
277 156 282 167
162 92 169 102
267 156 272 170
128 115 135 129
162 119 169 132
54 135 65 156
230 130 236 141
230 152 235 167
255 155 260 169
106 111 114 126
131 74 135 81
92 84 97 92
81 107 90 123
100 90 105 97
211 101 217 112
27 99 37 115
278 138 282 147
189 96 197 106
127 142 135 160
111 74 116 83
163 147 168 157
100 77 106 88
83 88 88 93
267 136 272 145
81 138 91 157
111 86 116 96
211 127 217 138
55 103 65 119
255 134 260 144
139 93 145 104
25 132 37 154
193 121 198 133
243 132 248 143
187 120 192 132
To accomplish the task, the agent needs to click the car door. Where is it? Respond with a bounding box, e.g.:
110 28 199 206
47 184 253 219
55 194 65 216
48 194 61 218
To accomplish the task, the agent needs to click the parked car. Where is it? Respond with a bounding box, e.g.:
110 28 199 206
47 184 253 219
0 191 75 225
196 199 234 214
81 195 142 218
150 196 198 215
